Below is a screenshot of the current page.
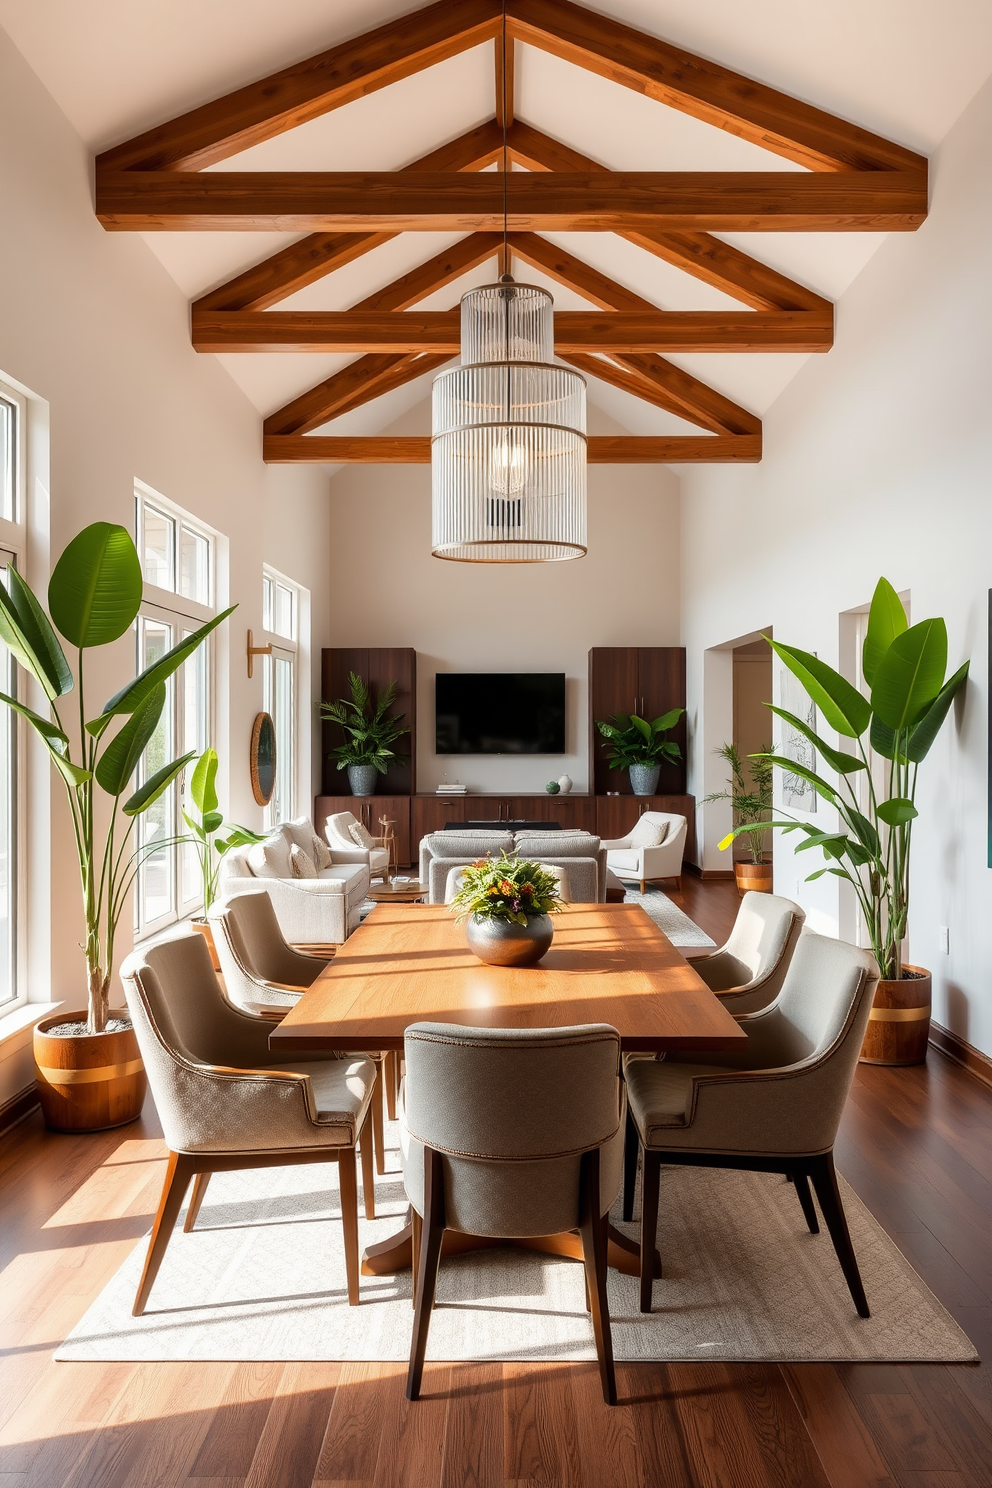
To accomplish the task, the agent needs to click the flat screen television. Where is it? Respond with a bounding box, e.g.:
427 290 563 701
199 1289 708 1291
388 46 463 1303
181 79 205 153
435 673 566 755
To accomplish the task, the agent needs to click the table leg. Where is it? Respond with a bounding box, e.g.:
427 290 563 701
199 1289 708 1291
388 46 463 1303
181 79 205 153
360 1217 660 1279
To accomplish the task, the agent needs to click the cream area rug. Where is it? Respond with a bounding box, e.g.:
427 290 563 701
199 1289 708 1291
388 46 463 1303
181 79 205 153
57 1128 976 1365
619 886 716 948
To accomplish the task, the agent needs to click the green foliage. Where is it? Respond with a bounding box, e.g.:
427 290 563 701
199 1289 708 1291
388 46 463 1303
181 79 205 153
719 578 968 979
450 852 566 927
703 741 774 866
178 747 263 916
0 524 235 1032
320 671 409 774
595 707 684 771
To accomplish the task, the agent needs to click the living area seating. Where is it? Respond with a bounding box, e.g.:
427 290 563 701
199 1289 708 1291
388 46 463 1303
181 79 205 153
602 811 687 894
220 816 370 945
400 1021 625 1404
690 891 807 1014
119 930 377 1313
323 810 391 879
443 861 573 904
623 932 879 1317
419 829 606 904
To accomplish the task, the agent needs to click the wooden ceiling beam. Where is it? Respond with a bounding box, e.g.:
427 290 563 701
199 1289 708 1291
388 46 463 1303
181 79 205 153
99 169 928 232
505 0 926 174
263 433 761 463
195 122 504 313
192 307 832 354
506 122 832 312
97 0 502 172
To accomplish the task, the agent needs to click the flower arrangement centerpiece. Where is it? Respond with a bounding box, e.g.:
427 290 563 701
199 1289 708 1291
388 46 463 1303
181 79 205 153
450 852 566 967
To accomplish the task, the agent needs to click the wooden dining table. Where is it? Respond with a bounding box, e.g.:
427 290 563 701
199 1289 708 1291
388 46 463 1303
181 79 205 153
270 901 746 1278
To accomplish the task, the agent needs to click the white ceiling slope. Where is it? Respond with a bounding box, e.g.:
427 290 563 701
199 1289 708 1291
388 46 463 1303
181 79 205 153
3 0 991 439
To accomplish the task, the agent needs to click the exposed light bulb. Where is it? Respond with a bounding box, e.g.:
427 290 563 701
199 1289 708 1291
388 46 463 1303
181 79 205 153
488 432 529 496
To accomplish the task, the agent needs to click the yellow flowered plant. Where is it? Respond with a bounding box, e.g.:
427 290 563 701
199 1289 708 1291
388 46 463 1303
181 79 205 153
451 850 566 927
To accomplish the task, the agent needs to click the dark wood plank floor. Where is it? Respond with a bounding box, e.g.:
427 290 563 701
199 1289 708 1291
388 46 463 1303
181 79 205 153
0 877 989 1487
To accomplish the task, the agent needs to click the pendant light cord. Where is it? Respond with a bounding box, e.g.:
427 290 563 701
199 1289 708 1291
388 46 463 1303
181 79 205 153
501 0 508 278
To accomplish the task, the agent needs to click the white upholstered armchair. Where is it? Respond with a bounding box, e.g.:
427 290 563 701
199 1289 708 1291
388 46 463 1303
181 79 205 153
601 811 687 893
324 811 391 878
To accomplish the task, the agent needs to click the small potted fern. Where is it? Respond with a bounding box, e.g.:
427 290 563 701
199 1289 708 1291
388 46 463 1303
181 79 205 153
703 742 774 894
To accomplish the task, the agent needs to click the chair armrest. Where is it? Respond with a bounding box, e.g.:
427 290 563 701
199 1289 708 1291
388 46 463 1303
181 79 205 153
326 847 371 866
600 836 632 850
242 1004 289 1021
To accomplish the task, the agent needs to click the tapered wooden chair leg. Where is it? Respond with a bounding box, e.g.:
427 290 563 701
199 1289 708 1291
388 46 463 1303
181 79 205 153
793 1168 820 1234
133 1150 196 1316
372 1057 386 1175
622 1106 639 1222
337 1145 361 1306
639 1149 661 1314
183 1170 211 1233
411 1207 422 1310
809 1152 869 1318
358 1107 376 1220
579 1149 617 1406
385 1050 399 1121
407 1147 445 1402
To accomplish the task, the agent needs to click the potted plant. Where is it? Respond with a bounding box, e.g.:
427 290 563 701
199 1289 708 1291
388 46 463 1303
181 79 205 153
0 522 233 1131
180 748 263 968
450 853 566 967
719 578 968 1066
595 708 684 796
320 671 409 797
704 742 774 894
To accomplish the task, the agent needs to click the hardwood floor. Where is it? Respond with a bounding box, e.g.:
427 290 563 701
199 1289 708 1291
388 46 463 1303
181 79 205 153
1 879 990 1486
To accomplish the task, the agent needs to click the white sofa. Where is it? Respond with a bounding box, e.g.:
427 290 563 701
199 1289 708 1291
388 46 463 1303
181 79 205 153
219 816 370 945
601 811 687 893
323 810 391 879
418 829 606 904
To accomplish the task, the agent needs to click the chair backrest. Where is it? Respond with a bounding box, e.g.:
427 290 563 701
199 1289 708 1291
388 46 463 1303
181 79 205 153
326 811 361 850
209 890 328 1005
443 862 573 904
723 891 803 976
629 812 684 846
761 932 878 1069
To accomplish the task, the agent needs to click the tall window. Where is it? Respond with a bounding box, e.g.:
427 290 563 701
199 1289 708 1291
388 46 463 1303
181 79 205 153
134 486 215 938
0 379 26 1009
262 569 299 827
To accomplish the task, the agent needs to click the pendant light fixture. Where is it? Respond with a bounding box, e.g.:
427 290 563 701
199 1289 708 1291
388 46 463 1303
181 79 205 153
430 7 587 562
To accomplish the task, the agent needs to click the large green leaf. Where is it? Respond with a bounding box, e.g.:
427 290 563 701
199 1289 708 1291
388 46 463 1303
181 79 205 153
94 685 165 796
96 606 235 724
0 569 74 701
870 618 947 732
876 797 919 826
869 713 902 762
755 751 838 804
845 808 880 857
652 708 684 732
48 523 142 649
190 748 219 815
767 639 871 739
766 705 865 776
905 660 969 763
0 689 89 786
123 750 196 816
862 578 908 686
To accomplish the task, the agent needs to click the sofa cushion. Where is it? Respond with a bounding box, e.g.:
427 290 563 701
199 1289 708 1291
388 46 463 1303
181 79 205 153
318 861 370 907
311 833 333 870
607 849 641 874
628 816 666 848
290 845 317 879
349 820 376 850
425 831 514 859
514 832 600 858
248 834 293 879
285 817 317 855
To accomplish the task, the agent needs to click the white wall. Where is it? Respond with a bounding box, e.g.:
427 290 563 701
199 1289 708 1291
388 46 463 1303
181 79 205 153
0 25 333 1099
681 73 992 1054
326 405 681 794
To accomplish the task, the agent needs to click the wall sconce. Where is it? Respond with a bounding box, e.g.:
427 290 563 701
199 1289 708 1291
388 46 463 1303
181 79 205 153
246 629 272 679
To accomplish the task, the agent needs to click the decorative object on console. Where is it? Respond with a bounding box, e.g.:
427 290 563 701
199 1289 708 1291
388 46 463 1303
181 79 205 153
703 741 774 895
545 781 561 794
450 853 565 967
0 521 231 1128
181 748 263 968
557 774 573 794
250 712 276 805
595 709 685 797
320 671 409 798
720 578 969 1068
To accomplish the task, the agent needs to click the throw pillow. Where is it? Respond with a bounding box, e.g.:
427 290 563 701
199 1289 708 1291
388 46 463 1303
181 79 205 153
349 820 376 850
311 833 333 870
290 844 318 879
628 816 667 848
247 835 293 879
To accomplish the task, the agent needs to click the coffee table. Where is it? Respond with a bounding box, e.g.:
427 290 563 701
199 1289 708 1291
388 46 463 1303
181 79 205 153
366 878 425 903
270 902 745 1278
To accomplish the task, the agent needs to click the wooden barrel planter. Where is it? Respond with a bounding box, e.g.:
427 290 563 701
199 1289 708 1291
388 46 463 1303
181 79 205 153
34 1011 147 1132
191 919 222 971
859 965 931 1066
734 859 774 896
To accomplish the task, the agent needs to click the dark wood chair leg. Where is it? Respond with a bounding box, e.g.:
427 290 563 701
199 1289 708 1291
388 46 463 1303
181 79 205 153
133 1150 196 1316
385 1050 399 1122
337 1145 360 1306
793 1168 820 1234
639 1149 661 1314
622 1105 639 1222
358 1107 376 1220
578 1148 617 1406
407 1147 445 1402
182 1171 211 1233
411 1207 422 1310
372 1057 386 1175
808 1152 870 1318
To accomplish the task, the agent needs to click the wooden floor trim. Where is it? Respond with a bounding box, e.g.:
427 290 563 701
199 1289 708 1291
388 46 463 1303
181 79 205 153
0 1083 39 1138
929 1018 992 1091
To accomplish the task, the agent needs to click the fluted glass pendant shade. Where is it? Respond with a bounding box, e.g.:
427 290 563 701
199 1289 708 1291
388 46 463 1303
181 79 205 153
431 282 587 563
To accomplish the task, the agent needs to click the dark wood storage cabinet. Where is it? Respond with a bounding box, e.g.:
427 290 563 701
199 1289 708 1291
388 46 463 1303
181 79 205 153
588 647 687 796
314 795 412 869
411 794 597 843
321 648 416 797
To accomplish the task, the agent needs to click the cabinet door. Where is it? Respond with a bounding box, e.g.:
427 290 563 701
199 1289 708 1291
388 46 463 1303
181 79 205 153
321 649 368 795
506 795 597 831
589 648 639 796
365 648 416 797
637 648 687 794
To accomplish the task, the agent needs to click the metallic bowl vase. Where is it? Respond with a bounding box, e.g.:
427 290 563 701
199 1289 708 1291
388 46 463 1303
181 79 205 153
466 913 554 968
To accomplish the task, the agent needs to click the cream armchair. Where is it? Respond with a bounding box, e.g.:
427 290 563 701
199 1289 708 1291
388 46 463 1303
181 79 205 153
602 811 687 893
324 811 390 878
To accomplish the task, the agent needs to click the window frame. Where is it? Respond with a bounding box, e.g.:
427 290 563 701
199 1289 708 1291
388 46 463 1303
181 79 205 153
0 376 31 1013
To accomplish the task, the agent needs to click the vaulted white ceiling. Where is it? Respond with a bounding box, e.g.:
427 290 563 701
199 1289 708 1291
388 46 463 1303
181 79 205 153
4 0 991 440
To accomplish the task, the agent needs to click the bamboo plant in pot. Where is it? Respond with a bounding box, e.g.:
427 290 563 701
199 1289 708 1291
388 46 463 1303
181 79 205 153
595 708 684 796
719 579 968 1066
0 522 233 1131
320 671 409 797
704 742 774 894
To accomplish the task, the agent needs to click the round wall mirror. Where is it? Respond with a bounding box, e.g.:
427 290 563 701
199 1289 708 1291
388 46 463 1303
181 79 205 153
250 711 276 806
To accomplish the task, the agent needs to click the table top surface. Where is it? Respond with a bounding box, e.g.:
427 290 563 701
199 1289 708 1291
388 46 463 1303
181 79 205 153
269 902 746 1054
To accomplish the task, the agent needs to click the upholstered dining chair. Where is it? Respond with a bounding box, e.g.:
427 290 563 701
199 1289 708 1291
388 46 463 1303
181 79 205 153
690 891 806 1015
120 930 376 1314
623 932 879 1317
209 891 385 1196
400 1021 625 1405
442 862 573 904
